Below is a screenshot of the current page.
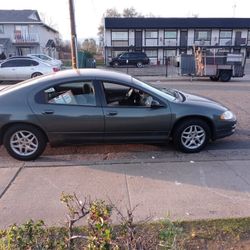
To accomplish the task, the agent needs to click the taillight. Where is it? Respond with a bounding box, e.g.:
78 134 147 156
53 67 60 72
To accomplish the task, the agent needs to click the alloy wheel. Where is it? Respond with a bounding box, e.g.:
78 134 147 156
181 125 206 150
10 130 39 157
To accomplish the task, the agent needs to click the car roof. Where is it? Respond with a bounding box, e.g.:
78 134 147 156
1 69 133 93
7 56 32 59
3 56 37 61
42 68 133 82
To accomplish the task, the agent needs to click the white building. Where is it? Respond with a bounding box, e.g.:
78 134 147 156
0 9 60 58
104 17 250 65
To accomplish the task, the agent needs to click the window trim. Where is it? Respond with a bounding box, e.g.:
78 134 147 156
219 29 233 46
111 29 129 47
194 30 211 41
145 30 159 46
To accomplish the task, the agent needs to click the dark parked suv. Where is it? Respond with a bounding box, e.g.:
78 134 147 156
110 52 150 68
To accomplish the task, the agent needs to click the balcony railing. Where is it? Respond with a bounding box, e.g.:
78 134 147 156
109 37 249 48
12 33 39 44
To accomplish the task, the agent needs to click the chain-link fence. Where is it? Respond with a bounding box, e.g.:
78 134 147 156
101 57 250 80
102 56 181 77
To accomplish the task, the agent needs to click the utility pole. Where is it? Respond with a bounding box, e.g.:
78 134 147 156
69 0 78 68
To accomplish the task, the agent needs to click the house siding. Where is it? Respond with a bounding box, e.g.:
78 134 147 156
0 10 59 58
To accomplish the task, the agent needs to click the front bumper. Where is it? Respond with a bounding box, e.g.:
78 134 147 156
214 121 237 140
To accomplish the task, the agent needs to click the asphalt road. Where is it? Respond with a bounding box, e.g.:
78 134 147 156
0 77 250 228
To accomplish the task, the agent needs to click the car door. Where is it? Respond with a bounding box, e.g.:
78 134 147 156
29 80 105 145
118 53 129 65
99 81 172 142
0 60 19 80
18 59 40 79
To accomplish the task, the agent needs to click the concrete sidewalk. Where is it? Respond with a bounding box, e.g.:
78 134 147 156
1 149 250 228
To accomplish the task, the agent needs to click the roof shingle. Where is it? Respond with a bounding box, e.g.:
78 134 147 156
0 10 41 23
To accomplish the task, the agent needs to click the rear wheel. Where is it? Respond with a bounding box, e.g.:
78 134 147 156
173 119 210 153
210 76 219 81
3 124 46 161
219 70 231 82
31 72 43 78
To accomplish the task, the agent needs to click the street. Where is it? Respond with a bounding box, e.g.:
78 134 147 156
0 77 250 228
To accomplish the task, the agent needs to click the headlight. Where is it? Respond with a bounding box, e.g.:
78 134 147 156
220 111 235 120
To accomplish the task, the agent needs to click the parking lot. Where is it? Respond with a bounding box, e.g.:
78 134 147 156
0 68 250 228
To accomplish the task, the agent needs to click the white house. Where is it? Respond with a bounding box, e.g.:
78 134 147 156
0 9 60 58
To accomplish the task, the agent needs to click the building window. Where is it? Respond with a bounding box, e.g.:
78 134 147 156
111 31 128 46
164 30 177 46
0 25 4 34
145 30 158 46
111 50 127 58
219 30 232 46
164 49 176 57
14 25 29 42
145 49 157 64
194 30 211 46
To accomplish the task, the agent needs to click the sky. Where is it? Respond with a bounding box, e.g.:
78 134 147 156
1 0 250 40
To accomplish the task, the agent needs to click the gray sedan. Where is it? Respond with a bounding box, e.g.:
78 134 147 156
0 69 236 161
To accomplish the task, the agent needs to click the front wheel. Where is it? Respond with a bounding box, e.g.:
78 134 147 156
113 62 119 67
136 62 143 68
3 124 46 161
173 119 210 153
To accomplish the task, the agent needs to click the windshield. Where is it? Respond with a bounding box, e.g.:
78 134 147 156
132 78 176 101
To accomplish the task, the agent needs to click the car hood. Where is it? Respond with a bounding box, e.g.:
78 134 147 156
181 91 227 111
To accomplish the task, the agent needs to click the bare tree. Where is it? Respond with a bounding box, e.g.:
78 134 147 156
123 7 142 17
39 12 57 30
81 38 97 54
98 7 143 46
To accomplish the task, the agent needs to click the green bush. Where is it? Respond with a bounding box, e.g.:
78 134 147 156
0 193 181 249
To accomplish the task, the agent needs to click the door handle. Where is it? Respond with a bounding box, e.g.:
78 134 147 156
107 111 117 116
42 109 54 115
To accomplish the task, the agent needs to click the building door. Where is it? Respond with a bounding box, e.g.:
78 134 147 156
135 30 142 51
180 30 188 47
235 31 242 46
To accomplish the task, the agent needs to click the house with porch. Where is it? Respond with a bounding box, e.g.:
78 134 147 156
0 9 60 58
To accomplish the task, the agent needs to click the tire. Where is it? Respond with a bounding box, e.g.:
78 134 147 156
3 124 46 161
113 62 119 67
31 72 43 78
173 119 210 153
136 61 143 68
219 71 231 82
210 76 219 81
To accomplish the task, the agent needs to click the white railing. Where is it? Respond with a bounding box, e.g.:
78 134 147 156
12 33 39 43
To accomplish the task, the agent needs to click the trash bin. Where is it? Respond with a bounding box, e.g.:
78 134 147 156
78 51 96 68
